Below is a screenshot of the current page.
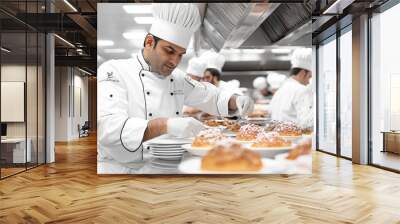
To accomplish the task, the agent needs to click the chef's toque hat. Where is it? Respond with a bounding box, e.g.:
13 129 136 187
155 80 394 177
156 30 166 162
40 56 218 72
150 3 201 49
186 57 207 78
253 76 267 90
291 48 312 71
201 50 226 72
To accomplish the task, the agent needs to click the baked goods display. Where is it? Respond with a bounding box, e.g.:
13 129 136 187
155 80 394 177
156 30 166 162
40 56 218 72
201 143 262 171
236 124 263 141
273 121 302 136
247 110 269 118
251 131 292 148
203 119 224 127
223 119 241 132
286 139 312 160
264 120 282 132
192 129 226 148
302 127 313 135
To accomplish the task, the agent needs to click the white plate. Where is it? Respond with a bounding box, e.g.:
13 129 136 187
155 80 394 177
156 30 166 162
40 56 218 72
247 145 293 158
150 151 185 156
151 154 183 160
178 158 287 174
181 144 212 156
145 144 184 148
149 147 184 151
280 135 303 142
144 135 193 145
150 151 184 156
204 125 226 130
245 117 270 121
233 139 256 144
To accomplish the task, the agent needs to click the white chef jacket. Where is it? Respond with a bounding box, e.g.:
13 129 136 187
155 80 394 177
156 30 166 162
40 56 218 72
97 50 234 166
218 80 243 95
269 77 313 128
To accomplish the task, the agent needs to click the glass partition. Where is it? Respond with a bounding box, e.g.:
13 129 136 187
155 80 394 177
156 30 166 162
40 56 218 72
339 28 352 158
371 3 400 171
317 36 337 154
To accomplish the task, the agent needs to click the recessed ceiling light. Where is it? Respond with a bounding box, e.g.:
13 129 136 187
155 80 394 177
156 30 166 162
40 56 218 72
103 49 126 53
1 47 11 53
122 29 148 40
134 17 154 24
97 40 114 47
123 4 152 14
241 49 266 54
271 49 292 54
63 0 78 12
54 34 75 48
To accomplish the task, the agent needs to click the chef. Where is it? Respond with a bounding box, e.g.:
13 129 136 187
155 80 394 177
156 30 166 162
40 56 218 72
97 3 254 171
252 76 273 103
186 56 207 81
201 51 243 95
269 48 313 128
182 56 207 115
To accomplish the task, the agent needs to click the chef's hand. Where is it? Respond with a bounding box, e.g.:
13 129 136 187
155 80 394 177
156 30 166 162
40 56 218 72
235 96 254 116
167 117 205 138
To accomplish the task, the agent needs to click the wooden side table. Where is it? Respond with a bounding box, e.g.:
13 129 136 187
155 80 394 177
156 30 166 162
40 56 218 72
381 131 400 155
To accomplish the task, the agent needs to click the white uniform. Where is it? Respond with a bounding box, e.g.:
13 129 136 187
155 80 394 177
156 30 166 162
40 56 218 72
270 78 313 128
97 51 234 171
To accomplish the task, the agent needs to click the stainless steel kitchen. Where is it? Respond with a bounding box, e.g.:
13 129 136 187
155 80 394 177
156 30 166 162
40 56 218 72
0 0 399 223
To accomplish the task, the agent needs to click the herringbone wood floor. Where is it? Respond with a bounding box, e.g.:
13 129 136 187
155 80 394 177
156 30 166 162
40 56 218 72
1 134 400 224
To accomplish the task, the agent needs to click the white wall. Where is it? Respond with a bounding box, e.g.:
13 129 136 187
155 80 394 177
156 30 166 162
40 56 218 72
55 67 89 141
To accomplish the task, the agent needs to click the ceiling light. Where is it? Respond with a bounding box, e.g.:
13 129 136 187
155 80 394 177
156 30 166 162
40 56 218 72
63 0 78 12
271 49 292 54
1 47 11 53
97 40 114 47
103 49 126 53
134 17 154 24
54 34 75 48
78 67 92 76
123 5 152 14
241 49 266 54
122 29 148 40
322 0 354 14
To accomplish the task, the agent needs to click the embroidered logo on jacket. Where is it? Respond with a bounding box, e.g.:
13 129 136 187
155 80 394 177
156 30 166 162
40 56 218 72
100 71 120 82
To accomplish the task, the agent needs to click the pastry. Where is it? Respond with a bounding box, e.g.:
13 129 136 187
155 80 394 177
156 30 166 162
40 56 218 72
251 131 291 148
264 120 282 132
302 127 313 135
204 119 224 127
236 124 263 141
286 139 312 160
223 119 241 132
201 143 262 171
247 110 269 118
192 129 226 148
273 121 302 136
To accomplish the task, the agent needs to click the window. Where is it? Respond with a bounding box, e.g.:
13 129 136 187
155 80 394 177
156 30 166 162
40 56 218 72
370 2 400 171
317 36 337 154
339 28 352 158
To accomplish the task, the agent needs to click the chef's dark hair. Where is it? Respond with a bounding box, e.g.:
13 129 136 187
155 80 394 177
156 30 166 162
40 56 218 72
290 68 304 76
205 68 221 81
144 34 161 48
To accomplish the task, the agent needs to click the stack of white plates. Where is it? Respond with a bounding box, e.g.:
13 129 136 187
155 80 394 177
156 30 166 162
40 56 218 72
144 135 192 160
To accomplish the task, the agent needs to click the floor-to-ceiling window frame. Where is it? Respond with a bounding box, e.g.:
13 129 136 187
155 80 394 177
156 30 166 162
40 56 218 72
315 17 353 161
0 0 47 179
368 0 400 173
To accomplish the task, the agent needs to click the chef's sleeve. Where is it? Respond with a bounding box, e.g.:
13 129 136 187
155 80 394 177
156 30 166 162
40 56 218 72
182 75 235 116
294 88 314 129
97 61 148 163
